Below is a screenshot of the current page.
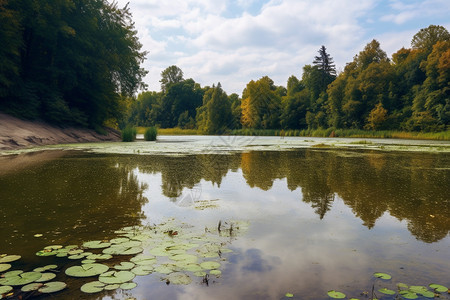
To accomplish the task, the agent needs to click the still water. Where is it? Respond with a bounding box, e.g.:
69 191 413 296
0 145 449 299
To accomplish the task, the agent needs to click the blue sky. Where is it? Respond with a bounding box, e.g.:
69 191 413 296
116 0 450 95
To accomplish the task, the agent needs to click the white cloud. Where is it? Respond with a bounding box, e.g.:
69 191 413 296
114 0 450 94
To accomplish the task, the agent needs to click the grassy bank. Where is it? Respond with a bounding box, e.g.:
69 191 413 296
135 126 450 141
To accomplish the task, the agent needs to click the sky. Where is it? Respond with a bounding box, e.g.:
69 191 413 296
115 0 450 95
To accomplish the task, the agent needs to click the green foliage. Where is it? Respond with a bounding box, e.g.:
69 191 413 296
0 0 147 128
144 127 157 141
121 126 137 142
123 25 448 135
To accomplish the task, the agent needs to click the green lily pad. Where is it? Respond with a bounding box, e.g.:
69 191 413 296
33 265 58 273
183 264 203 272
44 245 63 250
21 283 42 292
81 259 96 264
169 254 198 263
0 255 21 264
429 284 448 293
131 265 153 276
83 241 111 249
0 264 11 273
110 237 130 244
399 290 418 299
420 291 436 298
166 272 192 285
373 272 392 280
2 270 23 277
65 263 109 277
0 271 42 286
193 271 207 277
378 288 396 295
39 282 67 294
200 261 220 270
120 282 137 290
114 262 135 270
327 290 346 299
98 271 135 284
86 254 112 260
104 284 120 290
285 293 294 298
130 255 156 266
36 250 57 257
103 246 143 255
149 247 170 256
201 252 219 258
210 269 222 276
0 286 13 294
35 273 56 282
80 281 105 294
154 264 176 274
409 286 429 294
397 283 409 289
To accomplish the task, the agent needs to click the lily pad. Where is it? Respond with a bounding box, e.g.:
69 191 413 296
33 265 58 273
200 261 221 270
81 259 96 264
130 255 156 266
2 270 23 277
399 290 418 299
285 293 294 298
193 271 207 277
83 240 111 249
65 263 109 277
0 286 13 294
86 254 112 260
36 250 57 257
104 284 120 291
183 264 203 272
21 283 42 292
131 265 153 276
99 271 135 284
409 286 429 294
420 291 436 298
0 264 11 273
35 273 56 282
110 237 130 244
210 269 222 276
149 247 170 256
166 272 192 285
429 284 448 293
373 272 392 280
169 254 198 263
80 281 105 294
114 262 135 270
378 288 396 295
103 246 143 255
0 271 42 286
327 290 346 299
154 264 176 274
120 282 137 290
0 255 20 264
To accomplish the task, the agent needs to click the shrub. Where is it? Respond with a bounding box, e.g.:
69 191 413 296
122 126 136 142
144 126 158 141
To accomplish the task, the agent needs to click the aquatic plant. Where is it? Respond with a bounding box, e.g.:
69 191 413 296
121 126 137 142
144 126 158 141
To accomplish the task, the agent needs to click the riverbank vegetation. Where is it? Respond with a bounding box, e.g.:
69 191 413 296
124 25 449 139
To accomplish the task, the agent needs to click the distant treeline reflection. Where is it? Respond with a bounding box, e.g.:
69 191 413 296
131 150 449 243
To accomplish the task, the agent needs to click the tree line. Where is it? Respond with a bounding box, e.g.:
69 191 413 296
126 25 449 133
0 0 147 130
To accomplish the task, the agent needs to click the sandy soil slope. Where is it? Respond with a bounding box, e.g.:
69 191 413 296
0 112 120 150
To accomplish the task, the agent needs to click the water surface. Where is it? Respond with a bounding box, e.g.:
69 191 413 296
0 144 449 299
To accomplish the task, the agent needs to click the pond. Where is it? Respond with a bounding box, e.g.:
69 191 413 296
0 136 449 299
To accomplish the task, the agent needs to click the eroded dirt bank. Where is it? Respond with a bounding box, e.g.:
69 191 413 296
0 112 120 150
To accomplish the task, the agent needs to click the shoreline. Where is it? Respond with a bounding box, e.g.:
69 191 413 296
0 112 121 151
